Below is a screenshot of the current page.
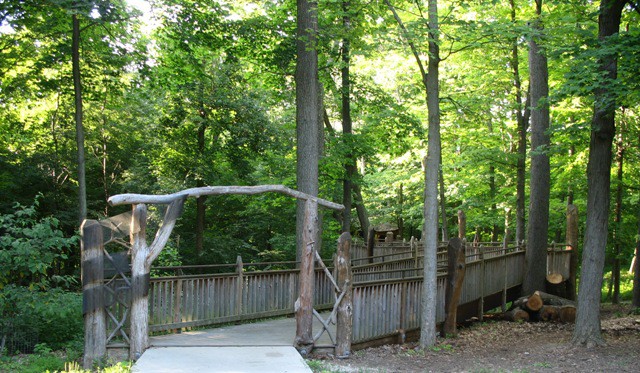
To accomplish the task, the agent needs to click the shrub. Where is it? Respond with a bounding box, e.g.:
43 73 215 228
0 197 82 354
0 196 77 289
0 286 83 353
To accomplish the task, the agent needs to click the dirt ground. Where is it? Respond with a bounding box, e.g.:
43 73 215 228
312 304 640 373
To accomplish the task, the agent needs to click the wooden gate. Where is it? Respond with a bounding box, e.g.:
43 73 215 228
81 185 345 368
81 211 136 367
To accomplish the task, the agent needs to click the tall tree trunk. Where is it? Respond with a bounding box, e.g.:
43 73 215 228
195 119 206 256
384 0 440 346
612 123 625 304
421 0 440 348
573 0 626 348
566 204 579 301
510 0 529 245
325 109 370 237
488 121 498 242
523 0 551 295
341 0 354 234
398 184 404 238
296 0 321 262
73 13 87 223
352 183 370 237
295 0 323 347
635 128 640 309
439 164 448 241
634 203 640 308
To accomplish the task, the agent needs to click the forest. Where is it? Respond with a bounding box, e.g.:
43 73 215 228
0 0 639 367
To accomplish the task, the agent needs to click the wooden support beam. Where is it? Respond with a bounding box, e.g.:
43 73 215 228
82 220 106 369
442 237 466 337
129 198 185 361
335 232 353 358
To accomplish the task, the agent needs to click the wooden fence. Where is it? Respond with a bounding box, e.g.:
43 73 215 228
350 245 527 346
144 267 334 332
101 240 570 351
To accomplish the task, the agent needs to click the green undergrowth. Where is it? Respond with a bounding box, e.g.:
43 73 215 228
601 271 635 302
0 348 131 373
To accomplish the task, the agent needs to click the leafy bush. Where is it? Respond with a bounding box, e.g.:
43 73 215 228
0 197 83 354
0 196 77 289
0 286 83 352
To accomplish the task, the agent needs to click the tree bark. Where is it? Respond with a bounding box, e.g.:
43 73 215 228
439 165 449 241
523 0 551 295
352 183 371 238
384 0 440 347
457 209 466 240
612 125 625 304
341 0 354 234
335 232 352 357
633 204 640 308
72 13 87 223
505 307 530 322
421 0 441 348
196 117 206 256
295 200 318 354
573 0 626 348
566 204 579 300
296 0 321 262
442 238 465 337
510 0 529 245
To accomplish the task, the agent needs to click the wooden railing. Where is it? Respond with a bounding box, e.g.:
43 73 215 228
136 242 570 346
350 245 527 345
146 266 335 332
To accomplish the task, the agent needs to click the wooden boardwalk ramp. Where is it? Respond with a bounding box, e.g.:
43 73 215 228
132 315 334 372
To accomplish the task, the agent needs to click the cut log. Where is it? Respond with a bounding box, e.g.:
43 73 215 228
536 291 576 307
558 305 576 323
545 274 568 299
539 305 560 322
526 291 544 311
546 273 563 284
505 307 530 322
511 291 543 312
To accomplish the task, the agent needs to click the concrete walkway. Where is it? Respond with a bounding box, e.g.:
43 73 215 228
132 346 311 373
133 314 335 372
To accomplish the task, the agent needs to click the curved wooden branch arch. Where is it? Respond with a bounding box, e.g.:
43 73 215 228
108 184 344 211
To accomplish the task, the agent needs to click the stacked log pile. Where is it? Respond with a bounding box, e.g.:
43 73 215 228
505 291 576 323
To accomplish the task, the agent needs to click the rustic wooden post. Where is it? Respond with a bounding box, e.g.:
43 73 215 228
442 237 465 337
366 226 375 263
295 199 318 355
129 198 185 361
478 247 485 320
173 277 182 333
236 255 244 315
502 236 509 312
411 236 419 270
129 203 148 361
566 204 579 300
82 220 106 369
335 232 352 357
457 210 466 240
